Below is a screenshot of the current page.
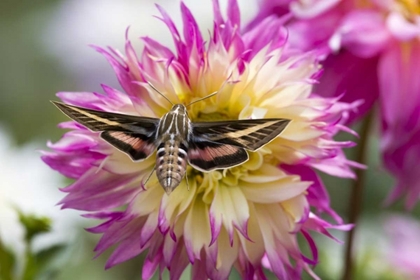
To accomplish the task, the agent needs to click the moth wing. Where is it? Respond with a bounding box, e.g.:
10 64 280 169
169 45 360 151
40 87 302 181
187 140 249 172
52 101 160 161
191 118 290 151
100 131 158 161
52 101 159 132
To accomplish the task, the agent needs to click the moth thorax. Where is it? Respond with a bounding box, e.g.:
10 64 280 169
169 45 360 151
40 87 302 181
156 141 188 195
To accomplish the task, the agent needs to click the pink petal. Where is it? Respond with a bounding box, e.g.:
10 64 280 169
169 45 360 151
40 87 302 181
142 252 162 280
59 169 139 210
314 50 380 123
331 10 390 57
282 164 342 223
387 12 420 41
379 42 420 208
291 0 341 18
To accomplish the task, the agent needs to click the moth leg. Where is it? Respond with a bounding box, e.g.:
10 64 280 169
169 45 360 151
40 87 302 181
95 156 109 174
142 166 156 189
185 173 190 191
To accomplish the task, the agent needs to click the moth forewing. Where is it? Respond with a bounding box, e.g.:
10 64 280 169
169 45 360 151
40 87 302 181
187 118 291 172
51 101 160 161
51 101 160 133
191 118 291 151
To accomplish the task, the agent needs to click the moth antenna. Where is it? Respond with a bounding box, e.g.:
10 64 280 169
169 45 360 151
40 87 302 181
186 76 233 107
186 91 218 107
147 82 174 106
143 165 156 188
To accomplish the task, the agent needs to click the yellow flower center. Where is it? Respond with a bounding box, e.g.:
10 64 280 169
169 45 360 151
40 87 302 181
194 111 231 122
355 0 375 9
400 41 413 64
396 0 420 20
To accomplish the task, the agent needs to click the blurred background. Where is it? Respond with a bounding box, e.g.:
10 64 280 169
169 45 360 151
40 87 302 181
0 0 418 279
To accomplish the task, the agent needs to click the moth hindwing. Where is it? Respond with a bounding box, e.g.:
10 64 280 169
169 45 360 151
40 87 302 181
52 101 291 194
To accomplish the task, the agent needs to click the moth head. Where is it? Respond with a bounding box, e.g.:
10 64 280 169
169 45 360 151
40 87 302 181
170 104 188 115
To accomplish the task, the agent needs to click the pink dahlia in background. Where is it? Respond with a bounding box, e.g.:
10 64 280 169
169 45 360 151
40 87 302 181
43 0 358 279
251 0 420 208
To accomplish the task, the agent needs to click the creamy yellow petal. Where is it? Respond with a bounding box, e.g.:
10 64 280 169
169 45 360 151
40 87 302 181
241 179 311 203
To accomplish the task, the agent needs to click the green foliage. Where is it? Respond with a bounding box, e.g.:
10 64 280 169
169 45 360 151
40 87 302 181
22 244 66 280
0 0 76 145
17 211 51 244
0 239 16 280
0 210 67 280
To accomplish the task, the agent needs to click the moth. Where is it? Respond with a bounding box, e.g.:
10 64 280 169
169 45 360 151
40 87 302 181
52 84 290 194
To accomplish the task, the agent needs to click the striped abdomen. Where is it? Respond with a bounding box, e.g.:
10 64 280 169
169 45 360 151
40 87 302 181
156 140 188 194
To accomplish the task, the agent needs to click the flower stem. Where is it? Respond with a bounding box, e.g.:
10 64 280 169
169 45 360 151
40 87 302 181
342 111 373 280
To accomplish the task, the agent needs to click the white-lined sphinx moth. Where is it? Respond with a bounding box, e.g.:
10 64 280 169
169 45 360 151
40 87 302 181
52 90 290 194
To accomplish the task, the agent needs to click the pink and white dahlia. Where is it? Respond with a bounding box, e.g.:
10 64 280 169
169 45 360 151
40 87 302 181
248 0 389 121
251 0 420 208
43 1 358 279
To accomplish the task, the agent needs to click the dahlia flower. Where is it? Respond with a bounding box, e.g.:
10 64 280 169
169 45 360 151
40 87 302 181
43 1 358 278
252 0 420 208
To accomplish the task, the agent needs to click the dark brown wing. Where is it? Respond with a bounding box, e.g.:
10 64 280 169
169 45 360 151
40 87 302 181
191 118 290 151
187 118 290 171
187 140 249 172
52 101 160 161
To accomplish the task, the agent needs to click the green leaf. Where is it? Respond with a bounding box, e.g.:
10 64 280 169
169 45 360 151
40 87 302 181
0 238 16 280
22 249 36 280
35 244 67 271
21 242 67 280
21 244 67 280
35 245 67 280
17 211 51 244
